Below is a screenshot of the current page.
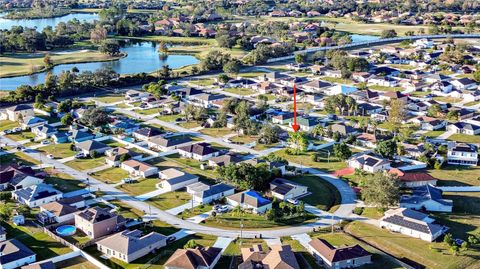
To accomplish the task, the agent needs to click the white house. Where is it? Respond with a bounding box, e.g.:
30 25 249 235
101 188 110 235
450 78 477 91
447 143 478 166
158 168 199 191
309 238 372 269
121 160 159 178
12 184 63 208
380 208 447 242
187 182 235 204
400 184 453 213
31 124 57 140
125 90 150 103
38 201 80 224
447 122 480 135
177 143 220 161
4 105 34 122
226 190 272 214
269 178 308 201
347 153 391 173
0 239 36 269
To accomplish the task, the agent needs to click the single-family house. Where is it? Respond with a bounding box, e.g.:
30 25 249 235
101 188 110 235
271 112 294 125
105 147 142 167
309 238 372 269
96 230 167 263
331 123 359 137
389 168 438 188
0 165 43 191
38 201 80 224
158 168 199 191
447 122 480 135
327 85 358 96
21 116 47 129
125 90 150 103
0 239 36 269
4 105 34 122
208 154 242 167
164 247 222 269
380 208 447 242
75 140 111 156
187 182 235 204
31 124 57 140
177 143 220 161
148 135 192 151
12 184 63 208
121 160 158 178
132 127 163 142
400 184 453 212
69 130 95 143
450 78 477 90
347 153 391 173
270 178 308 201
226 190 272 214
75 207 126 239
447 143 478 166
52 132 69 143
239 244 300 269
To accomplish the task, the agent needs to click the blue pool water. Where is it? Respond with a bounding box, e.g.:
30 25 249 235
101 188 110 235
56 225 77 236
123 137 135 143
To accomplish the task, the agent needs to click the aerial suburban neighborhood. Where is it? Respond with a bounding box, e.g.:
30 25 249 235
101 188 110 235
0 0 479 269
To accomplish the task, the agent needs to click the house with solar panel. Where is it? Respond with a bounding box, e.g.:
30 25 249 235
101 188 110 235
226 190 272 214
12 184 63 208
270 178 308 201
400 184 453 212
347 152 391 173
379 208 448 242
187 182 235 204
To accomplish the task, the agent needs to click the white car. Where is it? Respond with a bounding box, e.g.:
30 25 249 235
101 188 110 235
47 154 54 159
3 129 11 134
13 127 21 132
74 153 85 159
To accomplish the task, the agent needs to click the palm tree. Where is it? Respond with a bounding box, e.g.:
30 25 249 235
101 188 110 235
311 125 325 138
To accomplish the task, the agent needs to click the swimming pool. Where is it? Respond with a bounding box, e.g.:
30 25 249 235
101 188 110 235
56 225 77 236
123 137 135 143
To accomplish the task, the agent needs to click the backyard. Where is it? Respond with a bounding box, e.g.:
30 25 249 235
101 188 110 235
44 168 86 192
286 174 341 212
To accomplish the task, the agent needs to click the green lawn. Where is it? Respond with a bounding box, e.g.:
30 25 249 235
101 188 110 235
321 76 355 85
102 139 125 148
239 71 268 78
0 152 40 166
346 221 480 269
230 135 257 145
276 149 347 173
368 85 405 92
447 134 480 144
223 238 268 256
157 114 183 122
1 221 72 260
224 87 255 96
190 78 215 87
54 256 98 269
433 96 462 104
388 64 416 70
199 127 234 138
286 175 341 212
117 178 159 196
180 204 213 219
64 157 106 171
5 131 36 142
0 120 18 131
44 168 86 192
464 101 480 107
179 121 202 129
136 108 162 115
427 165 480 186
38 143 76 159
357 207 385 219
147 191 191 210
307 232 402 269
109 200 145 220
92 167 130 184
423 130 445 138
94 95 125 103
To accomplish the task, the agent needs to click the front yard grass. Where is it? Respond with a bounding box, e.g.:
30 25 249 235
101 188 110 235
94 95 125 103
230 135 257 145
321 76 355 85
0 120 18 131
423 130 445 138
54 256 98 269
224 87 255 96
157 114 183 122
276 149 347 173
44 168 86 192
345 221 480 269
147 190 191 210
190 78 215 87
368 85 405 92
5 131 36 142
38 143 76 159
110 199 145 219
0 151 40 166
286 174 341 212
92 167 130 184
2 221 72 260
433 96 462 103
223 238 268 256
180 204 213 219
199 127 233 137
447 134 480 144
117 178 159 196
179 121 202 129
136 107 161 115
64 157 106 171
427 165 480 186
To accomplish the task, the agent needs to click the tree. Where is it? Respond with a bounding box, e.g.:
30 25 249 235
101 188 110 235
218 74 230 84
43 53 53 69
99 40 121 56
90 25 107 44
0 203 13 221
467 235 478 245
444 233 454 246
61 112 73 125
223 60 240 75
287 132 308 154
376 139 397 159
474 70 480 82
333 142 352 161
446 110 459 121
388 99 406 133
381 29 397 39
80 107 109 127
184 239 200 249
158 41 168 55
361 173 400 208
159 65 172 79
427 104 442 117
295 53 306 64
258 124 280 144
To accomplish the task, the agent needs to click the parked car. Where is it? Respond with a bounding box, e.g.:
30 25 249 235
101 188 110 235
215 205 230 213
16 146 25 151
47 154 54 159
13 127 22 132
4 129 12 134
74 153 85 159
41 140 51 145
166 236 176 244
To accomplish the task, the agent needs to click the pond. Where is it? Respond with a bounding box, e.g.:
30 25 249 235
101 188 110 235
0 12 99 31
0 41 199 90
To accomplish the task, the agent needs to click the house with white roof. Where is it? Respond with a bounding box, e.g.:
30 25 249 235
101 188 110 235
380 208 447 242
347 152 391 173
158 168 199 191
187 182 235 204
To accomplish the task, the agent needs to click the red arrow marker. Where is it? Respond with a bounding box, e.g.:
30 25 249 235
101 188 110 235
292 83 300 132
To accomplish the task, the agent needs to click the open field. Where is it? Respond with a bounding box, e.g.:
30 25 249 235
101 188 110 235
276 149 347 173
346 221 480 269
427 165 480 186
0 51 121 78
65 157 106 171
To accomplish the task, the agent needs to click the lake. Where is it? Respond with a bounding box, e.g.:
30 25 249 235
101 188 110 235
0 42 199 90
0 12 99 31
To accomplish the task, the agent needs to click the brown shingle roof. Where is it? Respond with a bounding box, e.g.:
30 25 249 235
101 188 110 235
164 247 222 269
309 238 371 263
